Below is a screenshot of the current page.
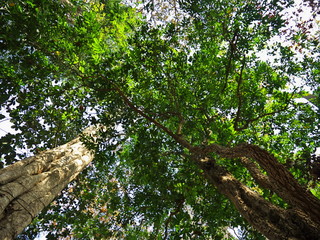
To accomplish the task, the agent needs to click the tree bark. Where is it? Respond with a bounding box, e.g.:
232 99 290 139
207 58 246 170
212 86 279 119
194 144 320 240
0 128 96 240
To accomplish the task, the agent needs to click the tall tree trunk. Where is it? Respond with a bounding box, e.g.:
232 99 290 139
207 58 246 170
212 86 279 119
194 144 320 240
0 128 95 240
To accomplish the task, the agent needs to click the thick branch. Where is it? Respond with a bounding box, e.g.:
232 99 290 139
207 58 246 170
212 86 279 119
240 157 273 190
195 156 320 240
194 143 320 225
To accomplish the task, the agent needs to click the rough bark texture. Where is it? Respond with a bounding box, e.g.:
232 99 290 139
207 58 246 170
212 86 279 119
193 144 320 240
0 128 96 240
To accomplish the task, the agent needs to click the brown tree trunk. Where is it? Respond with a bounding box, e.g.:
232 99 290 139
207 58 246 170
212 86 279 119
0 128 95 240
194 144 320 240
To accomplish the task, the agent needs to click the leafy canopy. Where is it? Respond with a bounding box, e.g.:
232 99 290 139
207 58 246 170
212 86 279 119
1 0 319 239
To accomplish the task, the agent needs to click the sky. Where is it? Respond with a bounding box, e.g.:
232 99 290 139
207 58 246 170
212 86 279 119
0 110 15 138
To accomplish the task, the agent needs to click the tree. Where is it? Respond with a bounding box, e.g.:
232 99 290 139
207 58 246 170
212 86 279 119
1 0 320 239
0 126 95 239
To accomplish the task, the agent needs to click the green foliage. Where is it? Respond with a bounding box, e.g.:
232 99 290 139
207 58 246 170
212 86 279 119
2 0 319 239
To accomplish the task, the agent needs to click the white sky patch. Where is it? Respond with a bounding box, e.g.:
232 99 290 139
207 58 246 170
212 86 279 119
0 109 17 138
256 0 320 62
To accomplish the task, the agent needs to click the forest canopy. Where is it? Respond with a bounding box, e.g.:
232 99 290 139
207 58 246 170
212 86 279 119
0 0 319 239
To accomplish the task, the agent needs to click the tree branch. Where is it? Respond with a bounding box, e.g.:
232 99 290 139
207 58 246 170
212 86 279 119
240 157 273 190
112 84 193 150
194 142 320 222
222 29 240 92
233 55 246 130
234 86 297 131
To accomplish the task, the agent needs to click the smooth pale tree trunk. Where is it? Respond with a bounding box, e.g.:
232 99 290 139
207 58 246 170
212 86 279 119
0 127 96 240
